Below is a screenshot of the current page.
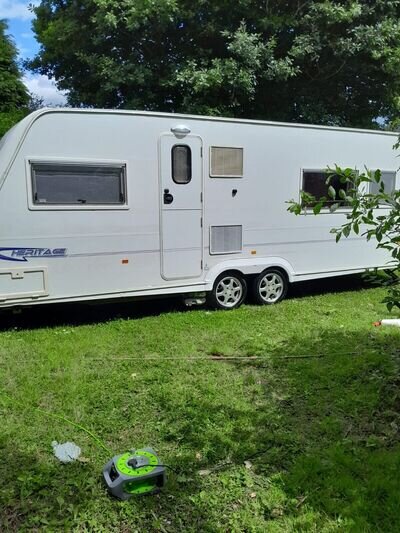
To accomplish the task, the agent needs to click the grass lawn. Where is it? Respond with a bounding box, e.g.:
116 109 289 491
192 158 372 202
1 276 400 532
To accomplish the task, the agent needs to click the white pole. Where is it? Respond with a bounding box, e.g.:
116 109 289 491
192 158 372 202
375 319 400 327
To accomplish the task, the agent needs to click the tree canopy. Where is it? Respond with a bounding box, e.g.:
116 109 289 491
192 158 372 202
0 20 30 137
0 20 29 112
29 1 400 127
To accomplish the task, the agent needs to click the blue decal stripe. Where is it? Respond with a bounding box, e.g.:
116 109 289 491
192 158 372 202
0 248 67 262
0 249 28 262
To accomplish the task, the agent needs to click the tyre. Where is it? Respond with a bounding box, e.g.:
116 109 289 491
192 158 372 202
251 268 288 305
207 272 247 310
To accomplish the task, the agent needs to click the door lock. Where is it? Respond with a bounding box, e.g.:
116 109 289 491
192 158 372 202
163 189 174 204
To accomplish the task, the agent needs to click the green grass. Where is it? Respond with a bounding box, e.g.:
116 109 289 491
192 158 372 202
1 277 400 531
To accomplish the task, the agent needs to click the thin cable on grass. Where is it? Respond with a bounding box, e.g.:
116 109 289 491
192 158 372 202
33 407 113 455
0 392 182 473
195 445 291 476
0 351 370 365
80 352 360 362
0 392 113 455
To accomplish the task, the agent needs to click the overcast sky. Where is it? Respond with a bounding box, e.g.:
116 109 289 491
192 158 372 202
1 0 67 106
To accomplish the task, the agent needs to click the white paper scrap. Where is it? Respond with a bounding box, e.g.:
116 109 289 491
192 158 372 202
52 441 81 463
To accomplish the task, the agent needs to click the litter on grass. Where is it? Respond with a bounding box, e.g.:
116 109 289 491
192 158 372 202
52 441 81 463
373 319 400 327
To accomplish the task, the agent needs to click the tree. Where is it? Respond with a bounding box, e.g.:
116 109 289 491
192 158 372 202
28 1 400 127
0 20 29 112
0 20 30 137
287 162 400 311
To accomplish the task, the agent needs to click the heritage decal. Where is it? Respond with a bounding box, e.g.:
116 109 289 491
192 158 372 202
0 248 67 262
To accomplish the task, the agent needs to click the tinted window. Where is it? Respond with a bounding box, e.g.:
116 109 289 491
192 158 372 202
302 170 351 207
31 163 126 205
171 145 192 184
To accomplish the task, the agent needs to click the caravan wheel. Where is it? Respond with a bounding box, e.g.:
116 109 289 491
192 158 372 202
252 269 288 305
207 273 247 310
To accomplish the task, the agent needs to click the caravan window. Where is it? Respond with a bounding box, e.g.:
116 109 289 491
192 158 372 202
369 171 396 201
210 147 243 178
171 145 192 184
31 163 126 205
302 170 352 208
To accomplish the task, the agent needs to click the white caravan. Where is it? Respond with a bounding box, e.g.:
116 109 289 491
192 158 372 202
0 109 397 310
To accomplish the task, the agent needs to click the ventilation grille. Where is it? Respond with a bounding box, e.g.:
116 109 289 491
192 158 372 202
210 225 242 254
210 147 243 177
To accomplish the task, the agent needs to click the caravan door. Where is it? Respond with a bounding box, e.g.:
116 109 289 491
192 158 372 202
159 134 203 280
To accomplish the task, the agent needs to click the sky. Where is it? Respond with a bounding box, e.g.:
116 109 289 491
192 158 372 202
1 0 67 106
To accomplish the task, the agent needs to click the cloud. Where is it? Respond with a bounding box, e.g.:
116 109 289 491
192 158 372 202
0 0 40 21
15 44 30 57
23 74 68 106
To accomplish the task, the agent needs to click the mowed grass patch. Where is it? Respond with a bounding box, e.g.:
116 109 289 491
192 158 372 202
1 278 400 531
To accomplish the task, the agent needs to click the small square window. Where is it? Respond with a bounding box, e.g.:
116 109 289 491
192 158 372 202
210 147 243 177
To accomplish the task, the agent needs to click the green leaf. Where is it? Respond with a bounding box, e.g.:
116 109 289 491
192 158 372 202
328 186 336 199
287 202 302 215
313 203 323 215
342 225 351 238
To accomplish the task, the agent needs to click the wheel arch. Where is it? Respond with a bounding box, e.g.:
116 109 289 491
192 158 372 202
204 257 295 291
256 265 289 282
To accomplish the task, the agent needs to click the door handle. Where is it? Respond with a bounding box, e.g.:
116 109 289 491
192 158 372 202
164 189 174 204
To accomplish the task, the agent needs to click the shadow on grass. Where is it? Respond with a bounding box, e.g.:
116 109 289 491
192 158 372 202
288 272 369 299
0 273 370 332
0 296 184 332
141 328 400 531
0 439 101 531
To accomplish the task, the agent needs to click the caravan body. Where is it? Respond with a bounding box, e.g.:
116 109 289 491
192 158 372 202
0 109 397 309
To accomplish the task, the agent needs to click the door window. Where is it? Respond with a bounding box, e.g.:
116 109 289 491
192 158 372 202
171 145 192 184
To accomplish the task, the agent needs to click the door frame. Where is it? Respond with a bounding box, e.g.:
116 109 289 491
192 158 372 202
158 132 204 281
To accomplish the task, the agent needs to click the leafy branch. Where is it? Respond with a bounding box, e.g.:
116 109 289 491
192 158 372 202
287 166 400 310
